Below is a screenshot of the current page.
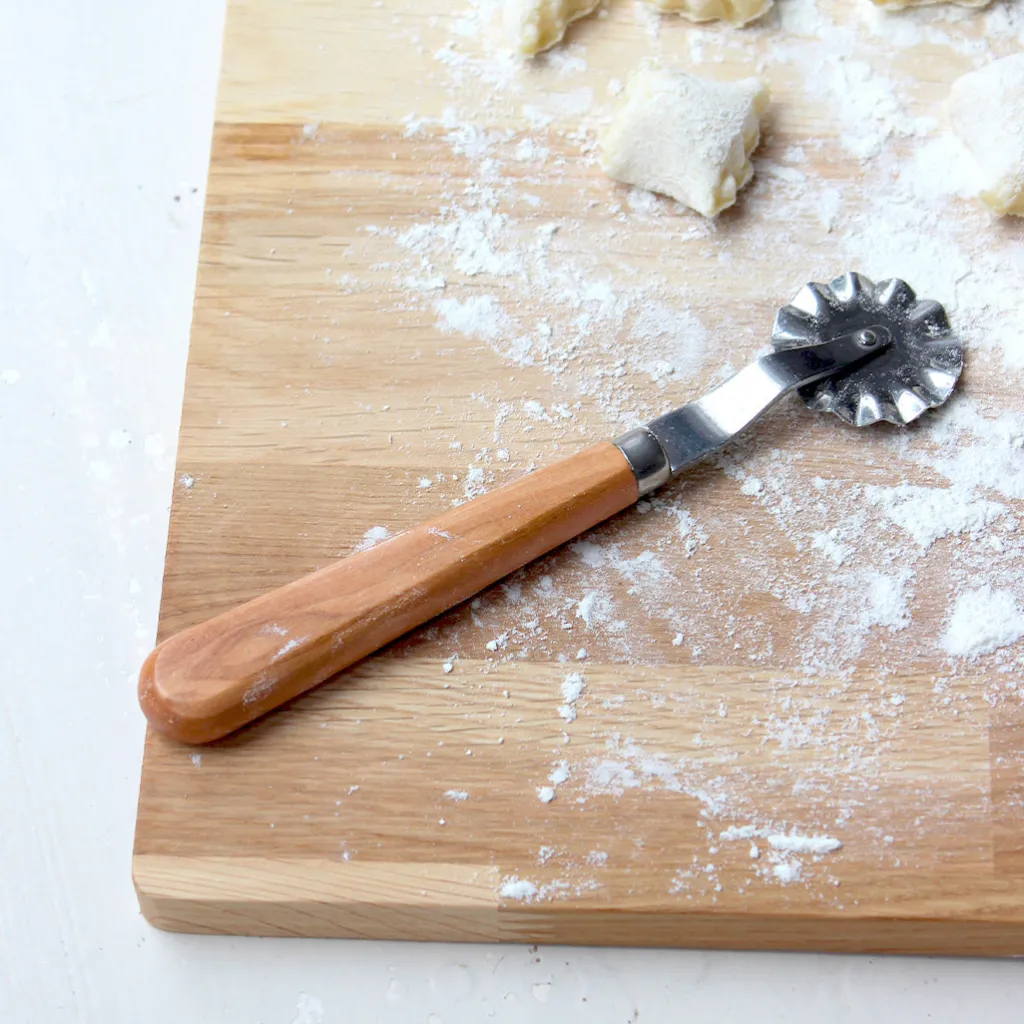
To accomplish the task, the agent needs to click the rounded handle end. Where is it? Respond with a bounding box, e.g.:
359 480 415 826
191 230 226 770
138 642 234 745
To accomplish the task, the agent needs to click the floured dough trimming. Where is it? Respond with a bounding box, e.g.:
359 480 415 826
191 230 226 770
869 0 989 8
600 66 769 218
504 0 599 56
647 0 773 25
948 54 1024 217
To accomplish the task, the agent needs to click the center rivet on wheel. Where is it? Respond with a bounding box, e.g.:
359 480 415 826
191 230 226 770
770 273 963 427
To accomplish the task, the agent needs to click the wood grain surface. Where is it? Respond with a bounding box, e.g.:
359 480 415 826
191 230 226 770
133 0 1024 953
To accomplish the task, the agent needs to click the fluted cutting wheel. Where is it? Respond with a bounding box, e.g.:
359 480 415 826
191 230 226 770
771 272 963 426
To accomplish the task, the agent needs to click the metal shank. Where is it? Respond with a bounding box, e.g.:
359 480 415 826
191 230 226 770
615 329 890 492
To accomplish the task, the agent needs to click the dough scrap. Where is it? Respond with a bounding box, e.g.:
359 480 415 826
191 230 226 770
504 0 600 56
869 0 989 8
599 66 769 218
947 54 1024 217
646 0 773 26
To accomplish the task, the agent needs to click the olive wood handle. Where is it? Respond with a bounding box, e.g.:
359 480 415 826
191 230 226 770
139 442 638 743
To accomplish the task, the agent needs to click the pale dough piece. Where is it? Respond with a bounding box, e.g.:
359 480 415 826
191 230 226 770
646 0 773 26
947 54 1024 217
599 66 769 218
869 0 989 8
504 0 600 56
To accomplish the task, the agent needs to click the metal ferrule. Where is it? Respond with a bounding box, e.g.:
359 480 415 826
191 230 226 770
613 427 671 498
612 318 906 500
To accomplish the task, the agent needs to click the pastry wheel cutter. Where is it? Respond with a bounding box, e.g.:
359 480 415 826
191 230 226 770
140 272 963 743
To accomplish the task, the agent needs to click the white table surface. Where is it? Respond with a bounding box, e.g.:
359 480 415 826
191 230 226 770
3 2 1024 1021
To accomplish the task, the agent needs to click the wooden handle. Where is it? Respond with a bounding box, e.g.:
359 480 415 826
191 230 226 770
139 442 638 743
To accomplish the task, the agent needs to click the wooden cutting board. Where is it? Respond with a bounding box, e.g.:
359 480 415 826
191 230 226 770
133 0 1024 953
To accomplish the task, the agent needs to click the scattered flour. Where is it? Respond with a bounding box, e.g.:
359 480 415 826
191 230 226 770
354 525 390 552
499 877 539 900
271 636 309 663
561 672 585 703
557 671 585 721
859 569 911 632
435 295 509 341
866 484 1006 550
942 587 1024 658
576 592 599 626
766 834 843 856
772 861 802 885
672 817 842 890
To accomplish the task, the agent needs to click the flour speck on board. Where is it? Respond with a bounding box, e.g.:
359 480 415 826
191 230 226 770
499 877 539 900
290 993 325 1024
557 673 584 722
435 294 509 342
772 861 802 885
766 833 843 856
866 483 1006 551
942 586 1024 658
